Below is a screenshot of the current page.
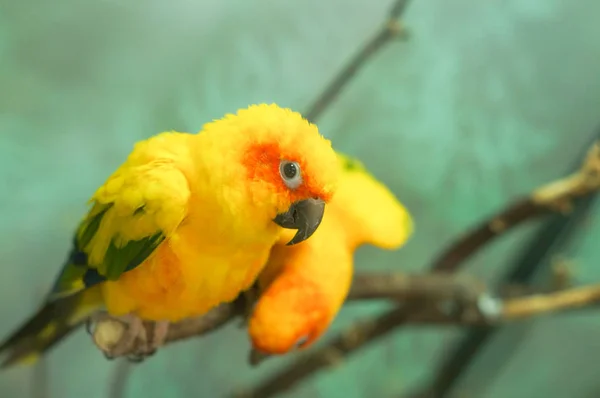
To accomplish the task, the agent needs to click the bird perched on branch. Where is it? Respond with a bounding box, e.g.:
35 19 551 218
248 152 412 358
0 103 339 367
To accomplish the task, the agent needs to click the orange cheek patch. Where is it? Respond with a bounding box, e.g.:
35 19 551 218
243 142 288 197
242 143 332 202
243 143 279 181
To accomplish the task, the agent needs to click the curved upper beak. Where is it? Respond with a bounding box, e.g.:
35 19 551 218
273 198 325 245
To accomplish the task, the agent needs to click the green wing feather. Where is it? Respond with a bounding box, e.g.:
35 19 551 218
336 152 367 172
102 230 165 280
48 204 167 300
48 158 190 301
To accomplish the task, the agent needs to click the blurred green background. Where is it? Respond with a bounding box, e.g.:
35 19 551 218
1 0 600 397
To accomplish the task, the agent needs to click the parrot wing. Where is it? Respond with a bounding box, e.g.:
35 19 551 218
49 159 191 300
333 151 413 250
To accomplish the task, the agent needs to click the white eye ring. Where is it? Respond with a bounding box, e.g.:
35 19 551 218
279 159 302 190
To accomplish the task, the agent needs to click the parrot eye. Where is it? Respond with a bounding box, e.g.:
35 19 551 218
279 159 302 189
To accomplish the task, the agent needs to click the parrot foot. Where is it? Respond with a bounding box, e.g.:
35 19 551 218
87 312 170 362
124 319 170 363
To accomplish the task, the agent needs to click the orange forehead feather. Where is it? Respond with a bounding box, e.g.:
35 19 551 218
243 142 333 203
216 104 338 202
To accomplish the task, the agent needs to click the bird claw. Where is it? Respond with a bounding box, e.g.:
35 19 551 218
88 312 169 362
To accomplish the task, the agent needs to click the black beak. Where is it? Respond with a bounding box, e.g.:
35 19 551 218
273 198 325 245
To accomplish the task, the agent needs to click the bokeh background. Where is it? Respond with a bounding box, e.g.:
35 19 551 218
1 0 600 397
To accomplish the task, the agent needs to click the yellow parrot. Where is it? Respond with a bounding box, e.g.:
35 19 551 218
0 103 339 367
248 152 412 355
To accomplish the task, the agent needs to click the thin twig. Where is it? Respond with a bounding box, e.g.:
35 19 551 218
303 0 411 122
502 284 600 319
430 199 548 272
233 141 600 398
348 272 486 302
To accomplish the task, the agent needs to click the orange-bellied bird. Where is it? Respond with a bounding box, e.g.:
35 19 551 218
0 103 339 367
248 152 412 355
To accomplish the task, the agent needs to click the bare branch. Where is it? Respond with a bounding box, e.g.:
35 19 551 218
348 272 486 302
409 138 600 398
304 0 412 122
501 283 600 319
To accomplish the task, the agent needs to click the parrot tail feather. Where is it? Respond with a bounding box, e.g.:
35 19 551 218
0 288 103 369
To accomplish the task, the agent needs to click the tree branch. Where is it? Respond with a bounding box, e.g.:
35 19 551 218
501 284 600 319
408 133 600 398
348 272 486 303
304 0 411 122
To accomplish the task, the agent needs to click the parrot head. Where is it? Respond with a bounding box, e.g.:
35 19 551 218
200 103 339 245
248 273 329 355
